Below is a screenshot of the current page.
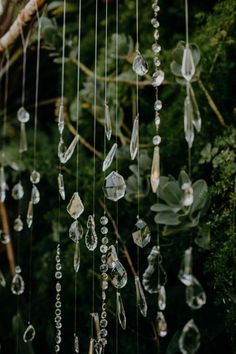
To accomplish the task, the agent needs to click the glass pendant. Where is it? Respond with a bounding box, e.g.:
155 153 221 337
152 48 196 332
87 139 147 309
69 220 84 242
186 276 206 309
12 181 24 200
117 291 126 330
152 70 164 87
143 246 167 294
17 106 30 123
58 173 65 200
158 285 166 311
104 171 126 202
31 185 40 204
189 85 202 132
74 241 80 272
132 51 149 76
30 170 40 184
132 219 151 248
110 261 128 289
150 146 160 193
67 192 84 219
102 143 118 172
58 104 64 135
58 135 79 164
156 311 167 337
135 275 147 317
105 103 112 141
130 115 139 160
179 319 201 354
85 215 98 251
11 266 25 295
74 334 79 353
14 216 24 232
26 201 33 228
178 247 193 286
23 323 36 343
184 95 194 149
106 245 118 268
181 46 195 82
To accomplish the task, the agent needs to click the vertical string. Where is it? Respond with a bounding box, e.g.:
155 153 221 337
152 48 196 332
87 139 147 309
185 0 189 46
61 0 67 104
103 0 108 212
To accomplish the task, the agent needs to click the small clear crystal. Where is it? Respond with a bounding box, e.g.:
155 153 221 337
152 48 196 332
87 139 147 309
186 276 206 309
152 70 165 87
0 167 7 202
104 171 126 202
85 222 98 251
110 261 128 289
30 170 40 184
58 135 79 164
135 275 147 317
26 201 33 228
178 247 193 286
17 106 30 123
154 57 161 67
74 334 79 353
58 104 64 135
158 286 166 310
151 18 160 28
143 246 167 294
100 216 108 225
102 143 118 172
14 216 23 232
23 324 36 343
0 231 10 244
106 245 118 268
117 292 126 330
184 95 194 148
12 182 24 200
67 192 84 219
132 52 149 76
74 241 80 272
132 219 151 248
19 123 28 153
189 85 202 133
130 115 139 160
31 185 40 204
154 30 160 40
156 311 167 337
154 100 162 111
69 220 83 242
153 135 161 146
11 268 25 295
150 146 160 193
152 43 161 54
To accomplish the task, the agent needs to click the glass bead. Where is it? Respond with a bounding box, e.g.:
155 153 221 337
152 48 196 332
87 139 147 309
101 237 109 245
56 282 61 292
101 273 108 280
55 309 61 316
56 322 62 329
30 170 40 184
56 264 62 271
55 271 62 279
154 57 161 67
100 264 108 273
152 43 161 54
154 100 162 111
101 281 108 290
55 316 62 323
100 329 108 337
101 311 107 319
100 245 108 254
101 255 107 263
154 30 160 40
103 171 126 202
155 115 161 128
55 344 60 352
100 338 107 346
100 216 108 225
102 291 106 301
101 226 108 235
55 336 61 344
56 294 61 301
100 319 108 328
151 18 159 28
102 303 106 311
152 70 165 87
55 301 61 308
153 135 162 145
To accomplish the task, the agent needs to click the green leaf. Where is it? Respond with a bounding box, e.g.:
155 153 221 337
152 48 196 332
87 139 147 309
178 170 191 188
195 224 211 249
191 180 208 214
161 181 182 207
151 203 174 212
155 211 181 225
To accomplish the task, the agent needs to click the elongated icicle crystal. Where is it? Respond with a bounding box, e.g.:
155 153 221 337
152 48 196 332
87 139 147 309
130 115 139 160
102 143 118 172
105 103 112 141
150 146 160 193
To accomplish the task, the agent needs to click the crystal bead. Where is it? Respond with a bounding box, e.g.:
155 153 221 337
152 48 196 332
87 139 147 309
23 324 36 343
135 275 147 317
185 276 206 309
152 70 165 87
100 245 108 254
100 338 107 346
17 106 30 123
156 311 167 337
155 114 160 128
104 171 126 202
26 201 33 228
132 52 148 76
55 271 62 279
56 282 61 292
153 135 161 145
110 261 127 289
130 115 139 160
100 216 108 225
69 220 83 242
101 237 108 244
179 319 201 354
67 192 84 219
55 335 62 344
55 316 62 323
74 334 79 353
101 280 108 290
105 103 112 141
58 134 79 164
55 309 61 316
184 95 194 148
152 4 160 12
151 18 160 28
101 255 107 264
100 319 108 328
30 170 40 184
100 329 108 337
101 273 108 280
152 43 161 54
182 182 194 207
87 215 95 228
102 291 106 300
0 231 10 244
58 104 64 135
154 100 162 112
55 344 60 352
56 263 62 271
132 219 151 248
11 271 25 295
31 185 40 204
181 46 195 82
12 182 24 200
154 30 160 40
154 57 161 67
101 311 107 319
19 122 28 152
101 226 108 234
55 301 61 308
100 264 108 272
102 143 118 172
150 146 160 193
0 166 7 203
190 84 202 133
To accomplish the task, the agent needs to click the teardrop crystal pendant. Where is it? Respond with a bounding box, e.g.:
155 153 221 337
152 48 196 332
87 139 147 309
58 173 65 200
19 123 28 152
58 135 79 164
67 192 84 219
184 95 194 148
186 276 206 309
14 216 24 232
117 292 126 330
85 226 98 251
17 106 30 123
31 185 40 204
132 218 151 248
0 167 7 202
74 241 80 272
130 115 139 160
143 246 167 294
104 171 126 202
69 220 84 242
58 104 64 135
0 231 10 244
150 146 160 193
102 143 118 172
23 323 36 343
0 269 6 287
189 85 202 133
26 201 33 228
135 275 148 317
132 51 149 76
152 70 165 87
178 247 193 286
11 266 25 295
181 46 195 81
12 181 24 200
156 311 167 337
106 245 118 268
74 334 79 353
158 286 166 311
105 103 112 141
30 170 40 184
111 261 128 289
179 319 201 354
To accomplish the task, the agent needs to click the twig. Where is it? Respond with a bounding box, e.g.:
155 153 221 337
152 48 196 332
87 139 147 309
0 0 47 52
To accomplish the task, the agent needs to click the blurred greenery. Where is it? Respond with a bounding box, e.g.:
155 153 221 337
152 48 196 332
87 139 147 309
0 0 235 353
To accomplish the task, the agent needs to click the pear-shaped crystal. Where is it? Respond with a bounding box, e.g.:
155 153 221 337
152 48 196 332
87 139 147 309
150 146 160 193
130 115 139 160
67 192 84 219
0 231 10 244
74 334 79 353
19 123 28 152
178 248 193 286
104 171 126 202
189 85 202 132
69 220 83 242
106 245 118 268
117 291 126 330
26 201 33 228
31 185 40 204
182 182 194 207
11 267 25 295
102 143 118 172
14 216 23 232
17 107 30 123
132 218 151 248
74 241 80 272
105 103 112 141
184 95 194 148
30 170 40 184
58 173 65 200
132 52 149 76
156 311 167 337
135 275 147 317
181 46 195 81
152 70 165 87
12 182 24 200
23 324 36 342
158 286 166 311
58 104 64 135
58 135 79 164
186 276 206 309
111 261 127 289
179 319 201 354
143 246 167 294
85 226 98 251
0 269 6 287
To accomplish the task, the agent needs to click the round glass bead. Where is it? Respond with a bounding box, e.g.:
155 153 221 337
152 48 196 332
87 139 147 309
56 336 61 344
101 255 107 263
100 216 108 225
102 303 106 311
100 329 108 337
55 271 62 279
102 291 106 301
101 237 109 245
152 43 161 54
101 311 107 319
100 245 108 254
152 4 160 12
56 294 61 301
55 309 61 316
151 18 160 28
154 100 162 111
30 170 41 184
152 70 165 87
56 263 62 271
101 273 108 280
57 330 61 336
100 319 108 328
55 316 62 323
153 135 162 145
56 322 62 329
56 282 61 292
56 255 60 263
154 57 161 67
55 345 60 352
100 338 107 346
55 301 61 308
154 30 160 41
101 226 108 235
101 281 108 290
155 115 161 128
100 264 108 272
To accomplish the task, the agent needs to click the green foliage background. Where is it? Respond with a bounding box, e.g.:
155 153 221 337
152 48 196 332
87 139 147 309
0 0 235 353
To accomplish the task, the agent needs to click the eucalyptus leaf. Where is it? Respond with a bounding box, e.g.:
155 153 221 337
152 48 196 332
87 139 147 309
155 211 181 225
151 203 174 212
161 182 182 207
191 180 208 214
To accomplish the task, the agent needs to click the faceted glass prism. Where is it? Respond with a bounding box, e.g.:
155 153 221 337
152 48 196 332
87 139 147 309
102 143 118 172
132 219 151 248
58 135 79 164
111 260 127 289
181 47 195 82
179 319 201 354
184 95 194 149
105 103 112 141
132 52 149 76
178 247 193 286
58 104 64 135
106 245 118 268
117 292 126 330
104 171 126 202
69 220 83 242
130 115 139 160
135 275 147 317
19 123 28 152
58 173 65 200
189 84 202 133
143 246 167 294
150 146 160 193
67 192 84 219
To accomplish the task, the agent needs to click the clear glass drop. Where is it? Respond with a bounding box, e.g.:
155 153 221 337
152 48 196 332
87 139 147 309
14 216 23 232
0 231 10 244
189 85 202 132
58 135 79 164
184 95 194 149
88 338 94 354
181 46 195 81
186 276 206 309
158 285 166 310
87 215 95 228
58 173 65 200
0 166 7 202
19 123 28 153
74 241 80 272
132 219 151 248
58 104 64 135
102 143 118 172
0 269 6 287
178 247 193 286
152 70 165 87
69 220 84 242
11 267 25 295
106 245 118 268
17 106 30 123
104 171 126 202
105 103 112 141
130 115 139 160
23 324 36 342
11 182 24 200
132 51 149 76
74 334 79 353
30 170 40 184
179 319 201 354
117 291 126 330
150 146 160 193
31 185 40 205
135 275 148 317
111 261 128 289
85 226 98 251
26 201 33 228
143 246 167 294
156 311 167 337
182 182 194 207
67 192 84 219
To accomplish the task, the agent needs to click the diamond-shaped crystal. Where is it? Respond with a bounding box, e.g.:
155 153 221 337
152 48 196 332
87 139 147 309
67 192 84 219
104 171 126 202
181 46 195 82
69 220 83 242
132 219 151 248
